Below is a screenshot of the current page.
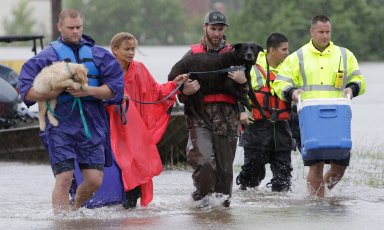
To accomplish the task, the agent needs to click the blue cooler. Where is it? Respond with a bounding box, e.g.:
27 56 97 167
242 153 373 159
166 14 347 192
298 98 352 160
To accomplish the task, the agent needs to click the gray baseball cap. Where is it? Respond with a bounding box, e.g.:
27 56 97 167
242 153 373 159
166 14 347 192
204 10 228 26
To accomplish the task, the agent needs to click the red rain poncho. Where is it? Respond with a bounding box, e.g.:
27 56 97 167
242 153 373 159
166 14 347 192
107 60 177 206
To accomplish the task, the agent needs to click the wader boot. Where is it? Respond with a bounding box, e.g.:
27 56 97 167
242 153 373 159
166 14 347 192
266 179 291 192
236 158 266 189
268 158 292 192
187 127 237 208
123 186 141 209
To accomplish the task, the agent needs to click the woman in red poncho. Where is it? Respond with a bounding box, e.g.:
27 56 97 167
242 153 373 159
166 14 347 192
108 32 187 208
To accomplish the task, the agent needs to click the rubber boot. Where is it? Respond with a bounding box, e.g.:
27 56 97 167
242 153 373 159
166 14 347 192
123 186 141 209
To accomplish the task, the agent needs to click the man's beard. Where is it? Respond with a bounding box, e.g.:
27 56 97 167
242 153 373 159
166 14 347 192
206 35 220 47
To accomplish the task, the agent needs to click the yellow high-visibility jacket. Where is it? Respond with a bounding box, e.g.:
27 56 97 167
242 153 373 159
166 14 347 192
248 51 290 120
272 40 366 101
250 51 279 89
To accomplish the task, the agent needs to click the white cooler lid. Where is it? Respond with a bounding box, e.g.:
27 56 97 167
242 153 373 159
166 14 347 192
298 98 351 111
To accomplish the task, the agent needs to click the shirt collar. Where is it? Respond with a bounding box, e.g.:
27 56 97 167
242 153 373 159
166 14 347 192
257 50 278 72
308 40 334 54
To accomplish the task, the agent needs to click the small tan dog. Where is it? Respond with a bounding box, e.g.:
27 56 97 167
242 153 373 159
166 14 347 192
33 62 88 131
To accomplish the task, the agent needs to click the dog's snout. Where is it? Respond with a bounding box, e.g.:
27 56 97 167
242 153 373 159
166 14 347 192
243 45 257 61
246 53 255 61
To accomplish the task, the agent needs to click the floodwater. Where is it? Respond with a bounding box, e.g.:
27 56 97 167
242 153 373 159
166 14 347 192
1 47 384 229
1 155 384 230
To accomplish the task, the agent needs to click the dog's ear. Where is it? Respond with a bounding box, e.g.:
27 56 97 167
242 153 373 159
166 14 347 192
248 43 263 53
257 45 264 52
232 43 242 50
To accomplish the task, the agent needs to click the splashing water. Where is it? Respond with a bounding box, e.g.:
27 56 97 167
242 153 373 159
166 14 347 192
1 147 384 230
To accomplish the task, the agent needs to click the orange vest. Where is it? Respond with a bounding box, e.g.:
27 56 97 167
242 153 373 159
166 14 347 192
252 64 290 121
190 43 236 104
190 43 233 55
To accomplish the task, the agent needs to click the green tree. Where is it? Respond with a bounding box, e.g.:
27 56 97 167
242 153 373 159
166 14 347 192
228 0 384 60
65 0 142 45
227 0 307 51
138 0 187 45
3 0 37 35
62 0 384 60
64 0 187 45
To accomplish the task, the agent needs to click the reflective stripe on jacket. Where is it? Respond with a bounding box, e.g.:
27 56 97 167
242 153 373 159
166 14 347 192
251 63 290 121
272 40 366 101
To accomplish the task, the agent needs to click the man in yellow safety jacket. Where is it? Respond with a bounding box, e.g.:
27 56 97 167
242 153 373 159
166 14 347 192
236 33 293 192
272 15 366 197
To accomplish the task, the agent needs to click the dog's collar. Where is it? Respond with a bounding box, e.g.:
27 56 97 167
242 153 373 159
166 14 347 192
65 62 76 80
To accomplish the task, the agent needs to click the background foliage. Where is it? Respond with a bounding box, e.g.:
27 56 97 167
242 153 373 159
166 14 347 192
3 0 384 60
65 0 189 46
227 0 384 61
2 0 37 35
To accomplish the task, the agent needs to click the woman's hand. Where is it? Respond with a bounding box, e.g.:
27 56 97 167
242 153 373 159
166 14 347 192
173 74 189 85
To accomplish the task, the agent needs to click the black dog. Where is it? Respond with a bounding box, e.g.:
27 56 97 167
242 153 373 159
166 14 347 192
168 42 263 113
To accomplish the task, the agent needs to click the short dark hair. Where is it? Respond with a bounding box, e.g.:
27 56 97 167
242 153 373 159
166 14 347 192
266 33 288 50
311 15 330 26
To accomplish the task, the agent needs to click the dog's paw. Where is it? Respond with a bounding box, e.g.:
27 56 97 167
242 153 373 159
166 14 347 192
80 83 89 90
50 119 59 126
39 121 46 131
48 115 59 127
71 82 83 90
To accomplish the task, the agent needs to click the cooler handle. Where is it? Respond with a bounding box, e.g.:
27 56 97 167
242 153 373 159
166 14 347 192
318 106 337 118
297 94 302 112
